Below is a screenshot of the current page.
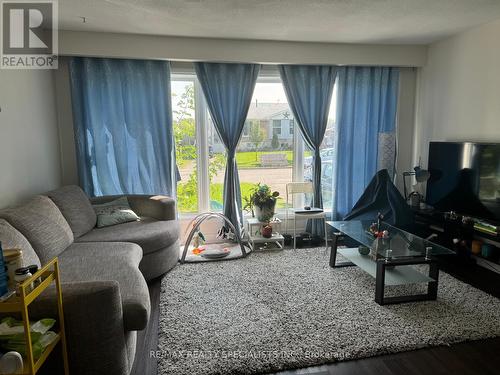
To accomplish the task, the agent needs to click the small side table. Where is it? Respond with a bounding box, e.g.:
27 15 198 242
249 233 285 251
247 217 282 236
0 258 69 375
247 217 284 251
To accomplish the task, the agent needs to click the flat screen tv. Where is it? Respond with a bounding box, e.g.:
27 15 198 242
426 141 500 223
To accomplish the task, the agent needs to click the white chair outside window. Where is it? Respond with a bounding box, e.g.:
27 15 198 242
285 182 328 251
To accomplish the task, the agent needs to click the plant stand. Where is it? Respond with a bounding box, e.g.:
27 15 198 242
247 217 284 251
246 217 282 236
249 233 285 251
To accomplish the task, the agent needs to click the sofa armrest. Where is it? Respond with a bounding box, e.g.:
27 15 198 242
128 195 176 221
90 194 177 221
30 281 131 375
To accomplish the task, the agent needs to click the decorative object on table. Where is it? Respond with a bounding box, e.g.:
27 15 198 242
358 246 370 256
402 160 431 201
377 212 383 230
471 240 483 255
481 243 494 258
368 214 389 239
261 224 273 238
180 213 249 263
14 267 33 296
246 184 280 222
2 248 23 289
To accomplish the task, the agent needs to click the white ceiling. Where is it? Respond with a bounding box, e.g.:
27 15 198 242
59 0 500 45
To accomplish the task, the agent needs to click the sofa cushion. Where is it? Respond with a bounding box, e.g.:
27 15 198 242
46 186 97 238
59 242 150 330
0 196 74 265
76 217 179 255
0 219 41 268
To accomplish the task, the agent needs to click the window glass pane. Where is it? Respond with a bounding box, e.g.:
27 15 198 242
173 80 198 213
208 116 226 211
303 84 337 209
238 81 294 212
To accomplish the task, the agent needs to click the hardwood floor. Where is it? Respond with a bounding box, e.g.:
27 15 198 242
132 270 500 375
131 276 161 375
272 337 500 375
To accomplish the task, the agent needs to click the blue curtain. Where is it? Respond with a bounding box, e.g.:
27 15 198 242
333 66 399 219
69 57 176 198
195 62 260 233
279 65 338 235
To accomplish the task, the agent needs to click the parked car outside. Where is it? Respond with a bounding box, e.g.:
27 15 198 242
304 148 335 208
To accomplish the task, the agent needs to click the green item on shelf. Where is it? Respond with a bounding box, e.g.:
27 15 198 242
0 317 57 359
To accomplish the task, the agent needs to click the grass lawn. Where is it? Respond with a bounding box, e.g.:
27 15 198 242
177 181 285 213
235 151 293 168
179 151 295 170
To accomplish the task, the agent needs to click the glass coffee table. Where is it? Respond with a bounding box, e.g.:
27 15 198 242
327 220 455 305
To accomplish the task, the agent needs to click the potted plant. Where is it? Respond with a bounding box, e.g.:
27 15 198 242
242 195 255 218
245 184 279 222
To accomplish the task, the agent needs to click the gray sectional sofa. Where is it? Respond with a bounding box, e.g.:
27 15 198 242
0 185 179 375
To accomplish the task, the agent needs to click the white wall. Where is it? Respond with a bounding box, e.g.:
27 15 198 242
60 30 427 67
0 70 61 208
54 59 78 186
395 68 417 192
414 18 500 168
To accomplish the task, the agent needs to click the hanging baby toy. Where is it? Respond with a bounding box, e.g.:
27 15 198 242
180 212 250 263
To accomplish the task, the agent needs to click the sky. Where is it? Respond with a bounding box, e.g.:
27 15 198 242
171 80 336 122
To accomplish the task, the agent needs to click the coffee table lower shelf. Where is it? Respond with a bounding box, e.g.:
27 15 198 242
336 248 439 305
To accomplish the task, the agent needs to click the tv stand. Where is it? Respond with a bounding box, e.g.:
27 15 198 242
412 207 500 298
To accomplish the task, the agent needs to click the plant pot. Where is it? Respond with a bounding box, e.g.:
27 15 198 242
262 225 273 238
254 200 276 222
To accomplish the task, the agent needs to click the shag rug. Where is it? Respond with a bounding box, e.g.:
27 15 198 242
157 248 500 375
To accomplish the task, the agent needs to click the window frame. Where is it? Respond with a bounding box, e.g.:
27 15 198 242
172 72 305 217
242 121 250 137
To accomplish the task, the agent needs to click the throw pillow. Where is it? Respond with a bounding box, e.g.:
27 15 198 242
92 197 140 228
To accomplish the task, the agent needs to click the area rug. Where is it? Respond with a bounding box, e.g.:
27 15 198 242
157 248 500 375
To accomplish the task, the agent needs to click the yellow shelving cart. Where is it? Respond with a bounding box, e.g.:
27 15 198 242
0 258 69 375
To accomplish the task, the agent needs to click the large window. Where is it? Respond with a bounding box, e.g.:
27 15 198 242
237 80 297 211
172 79 198 213
207 120 226 211
303 84 337 210
173 71 335 215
